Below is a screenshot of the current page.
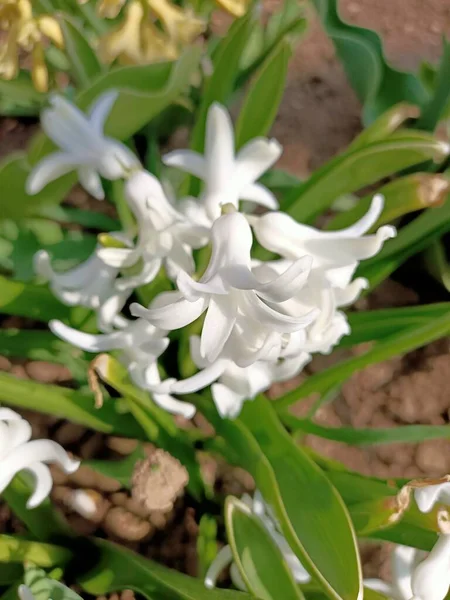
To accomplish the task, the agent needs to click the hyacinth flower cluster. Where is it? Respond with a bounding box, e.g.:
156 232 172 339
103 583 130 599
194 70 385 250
207 483 450 600
27 91 396 421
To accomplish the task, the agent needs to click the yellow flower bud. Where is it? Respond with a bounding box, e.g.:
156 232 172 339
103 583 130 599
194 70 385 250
215 0 249 17
37 15 64 49
0 23 19 80
31 42 48 93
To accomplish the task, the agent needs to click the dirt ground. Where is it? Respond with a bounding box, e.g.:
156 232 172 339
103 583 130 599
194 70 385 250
1 0 450 590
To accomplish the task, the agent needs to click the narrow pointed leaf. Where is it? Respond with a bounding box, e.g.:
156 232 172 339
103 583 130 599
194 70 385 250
0 534 71 567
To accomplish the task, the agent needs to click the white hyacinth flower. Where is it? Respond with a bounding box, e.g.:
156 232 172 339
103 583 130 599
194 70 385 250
26 91 139 200
205 490 311 590
0 408 79 508
35 249 129 332
365 538 450 600
250 194 396 290
158 336 310 418
163 103 281 221
414 482 450 514
50 318 195 419
131 210 318 364
97 170 209 289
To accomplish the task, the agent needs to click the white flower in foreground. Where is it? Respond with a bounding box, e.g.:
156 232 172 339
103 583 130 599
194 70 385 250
365 538 450 600
131 210 318 364
0 408 79 508
97 170 209 289
205 490 311 590
163 103 281 221
50 318 195 418
250 194 396 290
26 91 139 200
35 249 129 332
158 336 310 418
414 481 450 514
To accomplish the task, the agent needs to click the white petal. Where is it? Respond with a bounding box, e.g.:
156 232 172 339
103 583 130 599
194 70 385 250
241 182 279 209
170 359 229 394
130 295 207 330
152 393 196 419
234 138 282 188
163 149 206 179
334 278 368 307
177 270 227 301
204 545 233 589
26 152 76 194
363 579 396 599
97 247 137 268
18 587 35 600
392 545 422 600
115 259 161 291
327 194 385 239
230 563 247 591
78 166 105 200
211 383 245 418
414 483 450 514
241 292 318 333
204 104 236 194
50 319 125 352
201 296 237 362
24 462 54 509
411 535 450 600
88 90 119 135
97 291 129 332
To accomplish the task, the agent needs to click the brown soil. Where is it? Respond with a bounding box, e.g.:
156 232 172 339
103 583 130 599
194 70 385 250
2 0 450 590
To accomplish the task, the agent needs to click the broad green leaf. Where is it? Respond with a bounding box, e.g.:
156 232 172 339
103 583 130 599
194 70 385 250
58 14 103 88
348 103 420 151
190 393 361 600
225 497 305 600
235 41 291 148
94 355 204 498
311 0 428 123
0 563 22 585
275 307 450 410
283 133 449 222
37 205 120 231
2 475 71 541
284 415 450 446
238 396 362 600
0 73 45 110
416 40 450 131
2 49 201 219
0 371 144 438
0 535 71 567
84 444 146 489
326 174 450 232
78 537 257 600
191 13 254 153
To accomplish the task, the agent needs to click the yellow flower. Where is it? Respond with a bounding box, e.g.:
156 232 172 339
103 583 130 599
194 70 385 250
214 0 249 17
146 0 205 45
98 0 177 65
0 0 63 92
97 0 128 18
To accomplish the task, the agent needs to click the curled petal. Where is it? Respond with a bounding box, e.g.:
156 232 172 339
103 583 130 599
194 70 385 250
50 319 125 352
170 358 229 394
163 149 206 179
205 545 233 589
211 383 245 418
235 137 282 188
131 295 207 330
411 535 450 600
26 152 76 195
77 166 105 200
241 181 279 210
88 90 119 135
414 483 450 514
201 296 237 362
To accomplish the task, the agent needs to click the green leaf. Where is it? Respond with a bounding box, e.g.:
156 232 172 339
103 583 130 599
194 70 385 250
78 537 257 600
423 240 450 292
2 475 71 541
312 0 428 123
283 415 450 446
0 72 46 110
284 133 449 223
58 14 103 88
0 535 71 567
84 444 146 489
94 355 204 498
225 497 305 600
348 103 420 151
326 174 450 232
275 307 450 410
416 39 450 131
0 371 144 438
2 49 201 219
238 396 362 600
235 41 291 148
191 13 254 153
